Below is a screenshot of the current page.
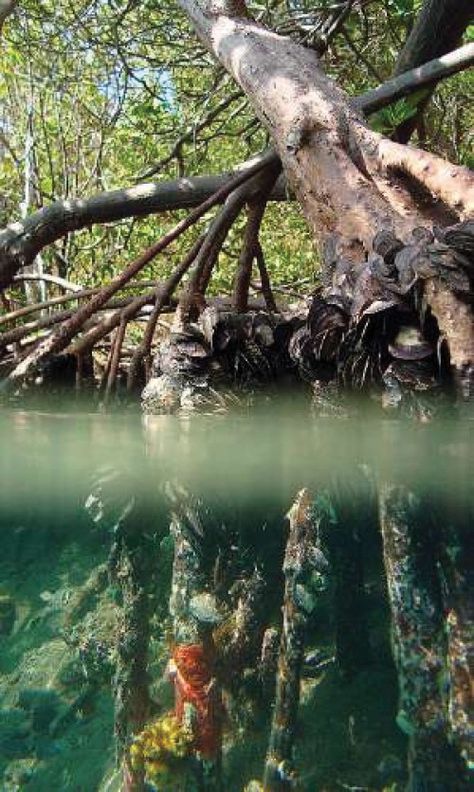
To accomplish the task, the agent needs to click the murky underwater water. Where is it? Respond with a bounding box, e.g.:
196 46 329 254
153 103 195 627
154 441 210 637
0 401 472 791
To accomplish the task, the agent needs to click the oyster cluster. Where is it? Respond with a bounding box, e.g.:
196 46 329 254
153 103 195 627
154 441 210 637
141 220 473 416
300 220 473 413
142 324 215 414
142 310 296 414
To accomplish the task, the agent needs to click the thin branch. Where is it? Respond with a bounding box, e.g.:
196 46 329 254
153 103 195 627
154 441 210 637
13 272 83 292
233 163 280 312
0 279 165 326
0 292 162 351
69 292 155 357
358 43 474 115
255 243 278 312
104 317 126 401
137 89 244 181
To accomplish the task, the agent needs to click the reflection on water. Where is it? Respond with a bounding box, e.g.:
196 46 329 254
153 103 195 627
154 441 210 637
0 403 472 791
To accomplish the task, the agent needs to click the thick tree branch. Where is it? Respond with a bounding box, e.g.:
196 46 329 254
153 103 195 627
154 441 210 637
0 165 285 291
176 4 473 246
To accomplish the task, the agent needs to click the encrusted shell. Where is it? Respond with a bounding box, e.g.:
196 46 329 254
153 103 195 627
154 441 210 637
141 375 182 414
372 230 404 264
443 219 474 257
384 360 437 391
411 226 434 244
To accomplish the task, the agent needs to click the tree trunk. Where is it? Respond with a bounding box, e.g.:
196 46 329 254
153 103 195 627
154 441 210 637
176 0 474 393
176 1 473 246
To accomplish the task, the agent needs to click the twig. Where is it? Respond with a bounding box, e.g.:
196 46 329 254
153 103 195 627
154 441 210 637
13 272 83 292
70 292 158 357
0 280 165 326
0 293 158 351
137 89 243 181
104 318 127 402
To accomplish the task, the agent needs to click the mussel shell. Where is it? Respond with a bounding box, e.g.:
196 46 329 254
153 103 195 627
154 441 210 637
384 360 437 391
428 243 473 276
372 230 404 264
362 298 399 316
443 219 474 256
308 296 347 332
388 341 433 360
253 319 275 347
369 253 395 279
394 246 417 280
439 267 471 293
411 226 434 244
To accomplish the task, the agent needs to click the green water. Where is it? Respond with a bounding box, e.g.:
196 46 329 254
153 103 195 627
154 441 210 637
0 403 472 791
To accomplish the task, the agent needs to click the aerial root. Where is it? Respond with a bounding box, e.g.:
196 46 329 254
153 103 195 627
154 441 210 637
0 154 278 396
1 203 472 410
